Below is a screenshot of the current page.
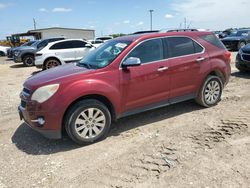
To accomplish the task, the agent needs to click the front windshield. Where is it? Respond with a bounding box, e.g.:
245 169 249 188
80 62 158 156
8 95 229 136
31 41 40 47
78 39 131 69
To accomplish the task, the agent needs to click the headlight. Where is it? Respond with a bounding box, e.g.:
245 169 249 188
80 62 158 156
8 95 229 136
238 48 243 54
31 84 59 103
14 51 20 56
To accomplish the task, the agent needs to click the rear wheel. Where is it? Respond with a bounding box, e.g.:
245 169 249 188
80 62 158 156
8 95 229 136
65 99 111 145
196 75 223 107
44 58 61 70
23 55 34 67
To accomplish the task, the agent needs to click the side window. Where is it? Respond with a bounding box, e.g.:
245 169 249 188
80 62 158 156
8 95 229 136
126 38 163 64
50 41 75 50
194 41 203 53
73 41 87 48
167 37 203 58
168 37 194 58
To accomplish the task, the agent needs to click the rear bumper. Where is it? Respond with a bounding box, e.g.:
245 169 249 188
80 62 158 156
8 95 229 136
221 41 238 50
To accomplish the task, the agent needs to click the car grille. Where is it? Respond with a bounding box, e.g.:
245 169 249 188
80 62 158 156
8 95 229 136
21 87 31 99
21 100 26 108
242 54 250 62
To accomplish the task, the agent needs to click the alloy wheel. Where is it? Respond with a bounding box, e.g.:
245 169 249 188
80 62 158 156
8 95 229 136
74 108 106 139
204 80 221 105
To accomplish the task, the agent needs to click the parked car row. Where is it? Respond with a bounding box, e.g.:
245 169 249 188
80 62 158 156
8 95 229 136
221 29 250 51
4 36 115 69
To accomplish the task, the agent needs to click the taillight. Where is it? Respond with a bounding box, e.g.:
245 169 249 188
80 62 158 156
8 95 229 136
225 51 231 62
36 53 43 57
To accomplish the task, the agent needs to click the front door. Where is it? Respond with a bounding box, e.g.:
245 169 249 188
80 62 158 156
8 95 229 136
120 38 171 112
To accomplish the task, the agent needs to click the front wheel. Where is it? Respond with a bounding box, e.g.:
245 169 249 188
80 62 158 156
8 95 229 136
195 75 223 107
23 55 34 67
65 99 111 145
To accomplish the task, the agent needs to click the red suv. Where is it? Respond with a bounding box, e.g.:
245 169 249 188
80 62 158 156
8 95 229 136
18 32 231 144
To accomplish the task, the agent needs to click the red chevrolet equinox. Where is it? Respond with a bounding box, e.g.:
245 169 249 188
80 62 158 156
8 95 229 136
18 32 231 144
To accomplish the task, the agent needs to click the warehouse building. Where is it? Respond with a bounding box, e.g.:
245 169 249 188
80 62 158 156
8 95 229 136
11 27 95 40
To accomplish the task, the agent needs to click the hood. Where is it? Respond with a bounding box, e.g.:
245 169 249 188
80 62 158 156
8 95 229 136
241 44 250 53
222 36 243 41
24 63 93 90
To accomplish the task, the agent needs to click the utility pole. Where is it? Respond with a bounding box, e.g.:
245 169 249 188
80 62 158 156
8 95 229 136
149 9 154 31
184 17 187 29
33 18 37 30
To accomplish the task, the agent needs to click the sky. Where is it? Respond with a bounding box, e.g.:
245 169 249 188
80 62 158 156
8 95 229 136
0 0 250 39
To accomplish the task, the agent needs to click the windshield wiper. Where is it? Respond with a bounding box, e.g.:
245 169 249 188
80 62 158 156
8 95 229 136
78 62 92 69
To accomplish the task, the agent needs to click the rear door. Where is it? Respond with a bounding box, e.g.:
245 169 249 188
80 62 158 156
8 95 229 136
164 36 209 99
120 38 171 112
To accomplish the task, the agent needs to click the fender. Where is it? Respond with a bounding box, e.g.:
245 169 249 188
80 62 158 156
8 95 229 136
57 78 121 116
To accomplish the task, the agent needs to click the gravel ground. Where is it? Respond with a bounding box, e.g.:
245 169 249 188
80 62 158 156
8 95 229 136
0 53 250 188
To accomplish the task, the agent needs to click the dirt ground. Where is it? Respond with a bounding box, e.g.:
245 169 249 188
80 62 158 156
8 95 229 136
0 53 249 188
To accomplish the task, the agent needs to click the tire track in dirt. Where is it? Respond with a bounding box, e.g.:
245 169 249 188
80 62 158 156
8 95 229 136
83 144 179 187
190 110 250 149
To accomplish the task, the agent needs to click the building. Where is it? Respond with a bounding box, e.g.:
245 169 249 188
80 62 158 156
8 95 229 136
11 27 95 40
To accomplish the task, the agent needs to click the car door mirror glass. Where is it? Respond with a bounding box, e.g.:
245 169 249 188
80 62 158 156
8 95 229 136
122 57 141 68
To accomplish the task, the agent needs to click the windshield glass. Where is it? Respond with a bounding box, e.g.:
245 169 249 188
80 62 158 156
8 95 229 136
31 41 40 47
229 30 248 37
78 39 131 69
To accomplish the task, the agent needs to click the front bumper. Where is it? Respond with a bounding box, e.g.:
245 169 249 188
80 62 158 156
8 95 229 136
14 55 22 63
18 93 63 139
35 56 44 69
236 53 250 70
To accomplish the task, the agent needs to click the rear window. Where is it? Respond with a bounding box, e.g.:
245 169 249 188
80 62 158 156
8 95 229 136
201 34 226 49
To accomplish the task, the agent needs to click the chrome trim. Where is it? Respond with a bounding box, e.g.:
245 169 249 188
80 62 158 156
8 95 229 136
119 35 206 69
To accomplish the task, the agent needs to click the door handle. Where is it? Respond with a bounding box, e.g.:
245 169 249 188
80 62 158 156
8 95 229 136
157 67 168 72
196 57 205 63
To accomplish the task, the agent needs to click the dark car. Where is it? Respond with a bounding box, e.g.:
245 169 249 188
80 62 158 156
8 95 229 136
221 29 250 51
18 31 231 144
7 40 37 59
236 44 250 72
13 37 65 66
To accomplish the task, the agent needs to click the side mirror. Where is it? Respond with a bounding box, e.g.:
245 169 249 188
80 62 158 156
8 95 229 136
85 43 94 48
122 57 141 68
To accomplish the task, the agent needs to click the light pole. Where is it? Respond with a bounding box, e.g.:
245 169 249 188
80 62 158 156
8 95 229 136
149 9 154 31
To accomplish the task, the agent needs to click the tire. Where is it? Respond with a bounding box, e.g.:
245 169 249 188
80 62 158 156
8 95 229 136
195 75 223 107
23 55 34 67
0 51 5 56
65 99 111 145
238 41 246 51
44 58 61 70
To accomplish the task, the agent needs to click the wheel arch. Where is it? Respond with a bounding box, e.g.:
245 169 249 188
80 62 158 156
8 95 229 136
43 56 62 67
21 53 34 61
62 94 116 132
207 69 226 84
